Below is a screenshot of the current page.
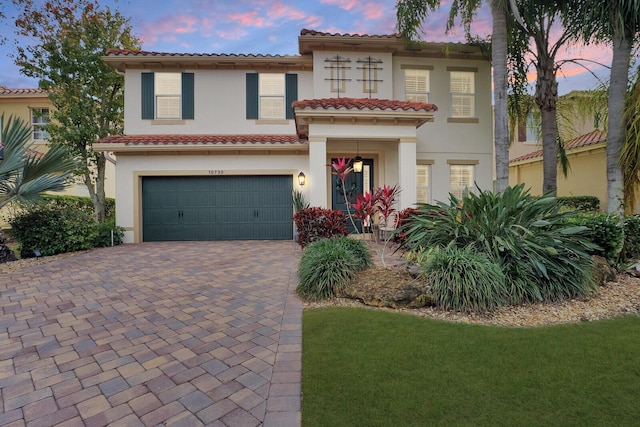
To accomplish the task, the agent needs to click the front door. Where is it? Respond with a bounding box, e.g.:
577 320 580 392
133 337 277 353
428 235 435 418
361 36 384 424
331 158 373 233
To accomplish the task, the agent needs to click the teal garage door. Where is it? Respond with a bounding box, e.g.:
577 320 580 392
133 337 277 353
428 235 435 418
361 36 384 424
142 175 293 241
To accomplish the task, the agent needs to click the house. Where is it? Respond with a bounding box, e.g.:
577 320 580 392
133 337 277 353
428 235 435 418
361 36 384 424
509 130 640 213
0 85 116 199
508 90 640 213
93 29 494 243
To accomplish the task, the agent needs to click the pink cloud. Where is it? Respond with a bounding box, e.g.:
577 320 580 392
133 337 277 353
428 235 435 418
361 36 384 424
227 10 272 28
320 0 359 11
140 14 199 47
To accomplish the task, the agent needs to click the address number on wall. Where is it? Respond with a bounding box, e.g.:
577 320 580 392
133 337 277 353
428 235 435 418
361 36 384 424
208 170 224 175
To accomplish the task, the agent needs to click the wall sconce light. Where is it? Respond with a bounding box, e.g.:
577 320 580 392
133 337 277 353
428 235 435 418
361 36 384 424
298 171 306 186
353 140 363 173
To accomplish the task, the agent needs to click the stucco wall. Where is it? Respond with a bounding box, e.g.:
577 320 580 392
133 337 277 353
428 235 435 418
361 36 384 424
115 153 309 243
509 147 612 211
124 70 314 135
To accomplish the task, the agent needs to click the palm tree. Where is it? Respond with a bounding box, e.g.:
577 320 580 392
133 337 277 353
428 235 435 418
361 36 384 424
396 0 511 190
567 0 640 214
0 114 76 210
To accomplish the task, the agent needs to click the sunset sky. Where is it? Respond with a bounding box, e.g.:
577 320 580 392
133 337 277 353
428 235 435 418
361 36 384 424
0 0 613 95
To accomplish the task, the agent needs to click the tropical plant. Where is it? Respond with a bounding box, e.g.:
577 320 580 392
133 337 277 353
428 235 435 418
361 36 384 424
567 213 624 265
0 114 75 210
622 214 640 261
12 0 141 222
292 190 310 213
292 207 349 248
297 237 364 300
400 184 598 304
334 237 372 271
352 184 401 268
621 67 640 214
421 245 508 312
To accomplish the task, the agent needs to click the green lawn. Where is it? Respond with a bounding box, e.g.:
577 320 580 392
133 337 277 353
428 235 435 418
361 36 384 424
302 308 640 427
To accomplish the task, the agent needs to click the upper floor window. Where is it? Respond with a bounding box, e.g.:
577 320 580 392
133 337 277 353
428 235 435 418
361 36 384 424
246 73 298 120
405 69 430 103
32 108 50 140
141 72 194 120
449 163 475 199
450 71 475 118
259 74 286 120
155 73 182 119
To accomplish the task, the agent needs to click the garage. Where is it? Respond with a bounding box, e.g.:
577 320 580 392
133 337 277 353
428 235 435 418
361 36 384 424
142 175 293 241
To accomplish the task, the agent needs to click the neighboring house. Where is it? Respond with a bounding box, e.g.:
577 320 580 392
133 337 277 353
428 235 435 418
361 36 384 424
94 29 494 244
509 90 599 162
0 85 116 200
509 129 640 213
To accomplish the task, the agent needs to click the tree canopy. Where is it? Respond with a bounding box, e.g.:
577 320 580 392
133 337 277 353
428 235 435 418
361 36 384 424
11 0 141 221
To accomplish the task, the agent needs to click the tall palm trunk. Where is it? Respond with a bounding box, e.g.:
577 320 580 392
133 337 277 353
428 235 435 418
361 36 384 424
491 0 510 192
606 29 631 215
536 54 559 195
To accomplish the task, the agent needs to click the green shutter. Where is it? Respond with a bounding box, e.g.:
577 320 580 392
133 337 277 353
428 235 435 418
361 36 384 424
141 72 154 119
182 73 194 120
246 73 259 119
285 74 298 120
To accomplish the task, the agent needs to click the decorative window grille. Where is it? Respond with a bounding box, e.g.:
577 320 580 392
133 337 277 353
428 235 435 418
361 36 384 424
324 55 351 97
357 56 383 97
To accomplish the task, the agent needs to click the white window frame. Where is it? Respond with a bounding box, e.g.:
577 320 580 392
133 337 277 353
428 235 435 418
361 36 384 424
31 107 50 140
449 164 475 199
405 69 430 103
450 71 475 118
416 164 431 204
525 112 541 144
259 73 285 120
155 72 182 120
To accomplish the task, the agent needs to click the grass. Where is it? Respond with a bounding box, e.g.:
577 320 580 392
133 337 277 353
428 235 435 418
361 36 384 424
303 308 640 427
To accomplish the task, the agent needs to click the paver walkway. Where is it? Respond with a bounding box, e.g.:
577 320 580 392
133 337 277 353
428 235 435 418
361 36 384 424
0 241 302 426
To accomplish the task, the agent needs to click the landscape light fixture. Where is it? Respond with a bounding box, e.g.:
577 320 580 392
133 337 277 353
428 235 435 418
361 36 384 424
353 140 363 173
298 171 306 186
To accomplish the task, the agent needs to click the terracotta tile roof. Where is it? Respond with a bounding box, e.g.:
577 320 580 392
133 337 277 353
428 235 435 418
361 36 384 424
97 134 306 146
0 86 47 95
104 49 296 59
510 130 606 163
292 97 438 113
299 29 401 38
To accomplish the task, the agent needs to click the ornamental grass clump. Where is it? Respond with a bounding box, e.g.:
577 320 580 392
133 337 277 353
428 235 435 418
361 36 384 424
297 237 369 300
400 184 598 307
421 245 508 312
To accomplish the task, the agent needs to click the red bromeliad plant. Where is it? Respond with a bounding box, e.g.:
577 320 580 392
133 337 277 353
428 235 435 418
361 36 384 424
352 191 378 232
329 157 359 232
328 158 402 268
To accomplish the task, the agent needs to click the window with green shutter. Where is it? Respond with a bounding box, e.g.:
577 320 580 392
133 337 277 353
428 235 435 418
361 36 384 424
141 72 194 120
246 73 297 120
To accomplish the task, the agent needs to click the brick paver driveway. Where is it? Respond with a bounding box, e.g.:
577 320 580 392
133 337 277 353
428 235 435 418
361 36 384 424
0 241 302 427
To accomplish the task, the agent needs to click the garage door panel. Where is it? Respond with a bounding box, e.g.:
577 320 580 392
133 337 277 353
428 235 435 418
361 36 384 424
142 176 293 241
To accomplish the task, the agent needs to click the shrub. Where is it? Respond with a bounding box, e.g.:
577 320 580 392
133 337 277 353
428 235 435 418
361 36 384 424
93 220 125 247
567 213 624 264
293 207 349 248
333 237 372 271
622 215 640 261
392 207 418 246
556 196 600 212
400 184 597 305
42 194 116 220
9 203 97 257
297 237 362 300
421 245 508 313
